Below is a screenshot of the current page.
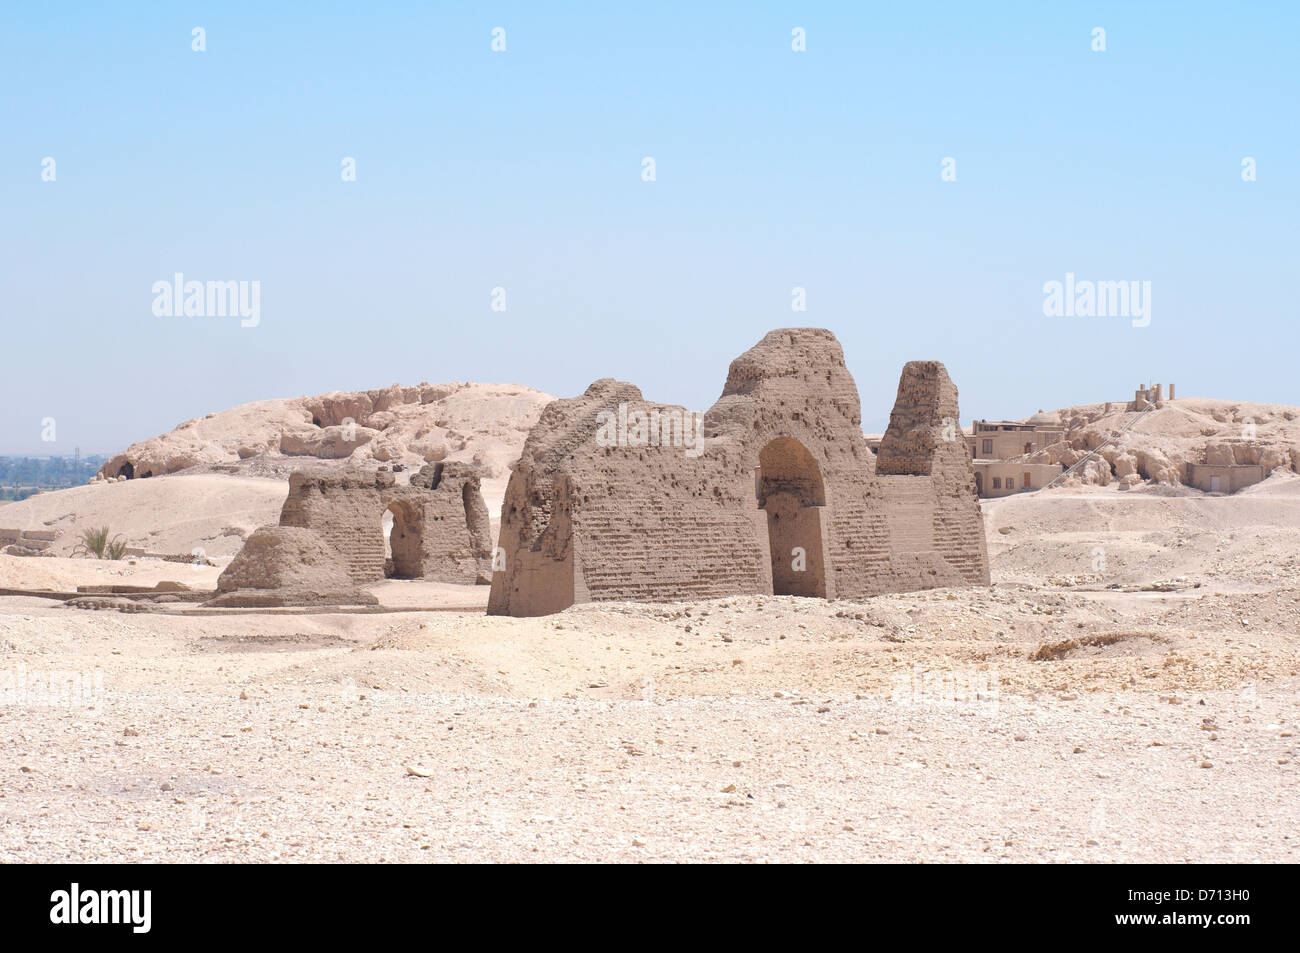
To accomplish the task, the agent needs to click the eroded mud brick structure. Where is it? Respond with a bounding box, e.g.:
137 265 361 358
488 328 989 616
207 525 379 607
210 461 494 606
278 462 494 584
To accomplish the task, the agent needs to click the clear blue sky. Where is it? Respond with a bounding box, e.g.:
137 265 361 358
2 1 1296 455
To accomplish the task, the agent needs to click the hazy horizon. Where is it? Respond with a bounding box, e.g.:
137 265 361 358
0 354 1280 459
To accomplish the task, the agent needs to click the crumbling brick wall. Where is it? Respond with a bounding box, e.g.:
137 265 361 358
279 462 492 585
489 328 989 616
876 361 956 476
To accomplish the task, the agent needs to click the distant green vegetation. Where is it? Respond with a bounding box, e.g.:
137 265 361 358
0 454 107 501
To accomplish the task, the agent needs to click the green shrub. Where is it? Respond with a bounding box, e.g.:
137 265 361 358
77 526 110 559
75 526 129 560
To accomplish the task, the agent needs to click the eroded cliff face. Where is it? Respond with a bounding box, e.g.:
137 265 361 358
490 328 989 617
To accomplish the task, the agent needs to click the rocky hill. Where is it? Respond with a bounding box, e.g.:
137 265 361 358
1016 397 1300 487
95 382 554 486
0 382 554 564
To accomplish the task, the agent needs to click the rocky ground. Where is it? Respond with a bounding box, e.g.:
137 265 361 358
1 478 1297 862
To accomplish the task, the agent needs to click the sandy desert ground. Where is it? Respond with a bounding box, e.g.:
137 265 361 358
1 474 1297 862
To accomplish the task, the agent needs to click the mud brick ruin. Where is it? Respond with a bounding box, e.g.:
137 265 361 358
0 527 58 556
489 328 989 616
278 463 493 584
208 525 379 607
211 461 493 605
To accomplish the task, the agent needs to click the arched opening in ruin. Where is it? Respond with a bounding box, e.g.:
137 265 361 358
382 501 423 579
756 437 826 598
117 462 135 480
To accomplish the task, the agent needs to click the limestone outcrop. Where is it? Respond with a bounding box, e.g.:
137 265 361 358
96 382 552 485
997 398 1300 490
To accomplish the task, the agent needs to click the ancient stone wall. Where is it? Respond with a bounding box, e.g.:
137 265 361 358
489 328 989 616
0 528 57 555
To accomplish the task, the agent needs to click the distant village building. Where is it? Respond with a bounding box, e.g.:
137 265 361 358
969 411 1065 460
968 411 1065 497
1184 463 1266 494
1131 381 1173 410
966 381 1270 497
971 461 1066 498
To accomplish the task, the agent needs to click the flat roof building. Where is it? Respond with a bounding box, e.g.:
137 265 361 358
968 411 1065 462
972 461 1064 498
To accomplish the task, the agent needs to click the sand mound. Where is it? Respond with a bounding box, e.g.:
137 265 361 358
0 474 286 561
0 553 221 593
983 475 1300 589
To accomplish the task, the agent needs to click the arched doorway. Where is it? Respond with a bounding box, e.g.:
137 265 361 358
383 501 423 579
756 437 827 597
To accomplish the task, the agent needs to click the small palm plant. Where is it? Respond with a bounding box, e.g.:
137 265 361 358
75 526 110 559
74 526 128 560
